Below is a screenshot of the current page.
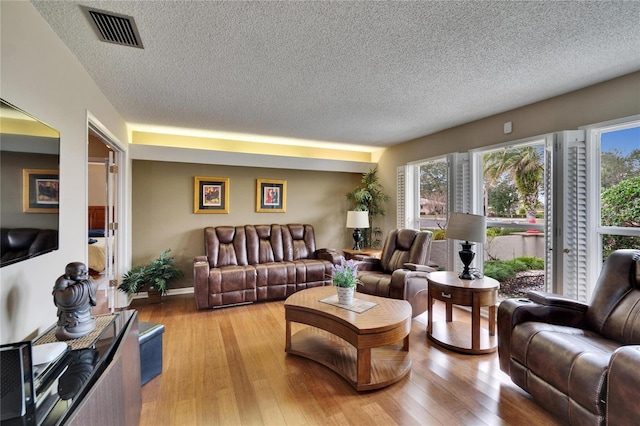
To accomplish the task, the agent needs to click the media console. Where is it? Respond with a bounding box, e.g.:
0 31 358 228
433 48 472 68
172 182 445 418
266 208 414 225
4 310 141 426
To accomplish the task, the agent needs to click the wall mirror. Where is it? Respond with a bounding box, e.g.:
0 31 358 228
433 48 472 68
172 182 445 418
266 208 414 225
1 98 60 267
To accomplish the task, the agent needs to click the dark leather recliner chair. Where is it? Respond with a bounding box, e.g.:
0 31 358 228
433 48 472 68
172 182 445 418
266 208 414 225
355 228 435 318
498 249 640 425
1 228 58 266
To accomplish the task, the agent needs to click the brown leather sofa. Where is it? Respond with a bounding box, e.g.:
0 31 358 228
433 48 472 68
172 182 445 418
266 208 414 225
498 249 640 425
355 228 435 318
193 224 339 309
1 228 57 266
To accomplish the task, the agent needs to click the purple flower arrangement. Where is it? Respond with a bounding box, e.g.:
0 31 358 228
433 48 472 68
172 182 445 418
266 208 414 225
331 256 359 288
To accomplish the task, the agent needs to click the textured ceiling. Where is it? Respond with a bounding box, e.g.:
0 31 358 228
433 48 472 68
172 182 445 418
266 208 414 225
30 1 640 149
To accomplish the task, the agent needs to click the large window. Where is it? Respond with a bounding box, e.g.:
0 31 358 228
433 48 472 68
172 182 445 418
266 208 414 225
399 115 639 302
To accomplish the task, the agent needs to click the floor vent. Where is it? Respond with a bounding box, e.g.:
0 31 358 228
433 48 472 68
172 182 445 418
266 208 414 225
80 6 144 49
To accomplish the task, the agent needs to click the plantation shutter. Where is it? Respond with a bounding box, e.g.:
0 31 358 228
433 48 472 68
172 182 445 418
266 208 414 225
448 153 470 272
397 166 406 228
544 135 554 293
549 131 588 301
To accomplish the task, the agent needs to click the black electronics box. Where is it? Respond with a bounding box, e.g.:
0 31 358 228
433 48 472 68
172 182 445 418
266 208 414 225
1 342 35 421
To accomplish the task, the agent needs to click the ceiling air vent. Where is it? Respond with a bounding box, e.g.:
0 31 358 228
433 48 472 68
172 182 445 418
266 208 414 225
80 6 144 49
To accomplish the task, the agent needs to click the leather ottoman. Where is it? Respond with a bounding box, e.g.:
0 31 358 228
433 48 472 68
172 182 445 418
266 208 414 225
139 322 165 385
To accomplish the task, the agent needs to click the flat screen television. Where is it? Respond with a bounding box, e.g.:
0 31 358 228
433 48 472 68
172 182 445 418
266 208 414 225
1 99 60 267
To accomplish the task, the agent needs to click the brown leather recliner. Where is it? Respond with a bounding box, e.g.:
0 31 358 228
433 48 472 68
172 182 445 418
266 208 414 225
355 228 435 318
193 224 338 309
498 249 640 425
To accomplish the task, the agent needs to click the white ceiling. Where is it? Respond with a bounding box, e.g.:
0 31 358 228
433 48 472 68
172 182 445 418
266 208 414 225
31 1 640 150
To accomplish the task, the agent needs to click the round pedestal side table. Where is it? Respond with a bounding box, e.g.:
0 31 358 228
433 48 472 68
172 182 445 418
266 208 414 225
427 271 499 355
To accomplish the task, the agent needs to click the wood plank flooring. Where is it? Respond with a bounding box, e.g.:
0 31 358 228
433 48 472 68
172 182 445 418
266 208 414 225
122 293 561 426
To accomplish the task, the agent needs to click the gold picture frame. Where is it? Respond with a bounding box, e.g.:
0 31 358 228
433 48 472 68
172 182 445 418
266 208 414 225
256 179 286 213
23 169 59 213
194 176 229 214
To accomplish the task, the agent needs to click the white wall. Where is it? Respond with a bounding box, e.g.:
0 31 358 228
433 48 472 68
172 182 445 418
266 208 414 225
0 2 129 343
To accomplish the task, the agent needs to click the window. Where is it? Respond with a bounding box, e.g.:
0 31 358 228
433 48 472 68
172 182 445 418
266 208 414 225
475 138 547 299
398 116 638 302
589 118 640 261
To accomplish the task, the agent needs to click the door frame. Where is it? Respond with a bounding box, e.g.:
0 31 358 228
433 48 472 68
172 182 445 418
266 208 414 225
86 111 128 309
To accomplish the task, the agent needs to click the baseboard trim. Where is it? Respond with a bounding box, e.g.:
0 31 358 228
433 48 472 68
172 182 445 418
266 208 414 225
131 287 194 299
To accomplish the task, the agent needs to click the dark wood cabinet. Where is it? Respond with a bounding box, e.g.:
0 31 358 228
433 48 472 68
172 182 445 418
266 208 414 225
26 310 141 426
65 311 141 426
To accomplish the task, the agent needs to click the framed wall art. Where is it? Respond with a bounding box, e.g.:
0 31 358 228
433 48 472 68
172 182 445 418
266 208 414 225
194 176 229 214
23 169 59 213
256 179 286 213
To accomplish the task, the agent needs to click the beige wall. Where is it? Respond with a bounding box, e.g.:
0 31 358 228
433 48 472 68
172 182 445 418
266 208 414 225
376 71 640 233
1 2 128 343
132 161 362 287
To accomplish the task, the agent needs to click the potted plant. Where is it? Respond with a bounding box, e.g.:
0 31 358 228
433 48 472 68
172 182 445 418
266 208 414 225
331 256 360 305
346 167 390 248
118 249 183 303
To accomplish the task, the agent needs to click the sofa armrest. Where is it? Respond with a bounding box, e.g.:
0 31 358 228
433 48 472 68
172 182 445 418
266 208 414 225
403 262 436 273
389 268 429 317
526 290 589 311
193 257 210 309
315 248 341 264
497 296 589 373
607 345 640 424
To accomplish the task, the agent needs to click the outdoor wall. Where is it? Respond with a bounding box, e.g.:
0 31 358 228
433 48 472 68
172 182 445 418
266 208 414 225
375 71 640 233
131 160 361 288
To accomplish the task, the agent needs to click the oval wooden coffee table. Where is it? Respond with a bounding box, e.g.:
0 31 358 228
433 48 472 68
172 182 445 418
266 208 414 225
284 286 412 391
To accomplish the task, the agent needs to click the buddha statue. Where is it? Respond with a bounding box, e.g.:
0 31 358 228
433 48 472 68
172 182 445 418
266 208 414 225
52 262 97 340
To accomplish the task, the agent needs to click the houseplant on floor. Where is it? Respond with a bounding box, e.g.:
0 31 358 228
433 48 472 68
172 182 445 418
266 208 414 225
332 256 360 305
346 167 390 248
118 249 183 303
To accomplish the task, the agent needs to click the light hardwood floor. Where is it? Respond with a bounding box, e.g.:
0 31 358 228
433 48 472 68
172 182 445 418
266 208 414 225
120 293 561 426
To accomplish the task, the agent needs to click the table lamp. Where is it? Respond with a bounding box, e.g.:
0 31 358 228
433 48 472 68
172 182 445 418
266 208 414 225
445 212 486 280
346 211 369 250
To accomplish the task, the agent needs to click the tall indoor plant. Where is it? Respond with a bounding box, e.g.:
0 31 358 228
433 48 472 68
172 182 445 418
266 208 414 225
118 249 183 303
346 167 390 248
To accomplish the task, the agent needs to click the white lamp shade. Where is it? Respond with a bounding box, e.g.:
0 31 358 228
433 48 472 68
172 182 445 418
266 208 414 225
445 212 486 243
346 211 369 229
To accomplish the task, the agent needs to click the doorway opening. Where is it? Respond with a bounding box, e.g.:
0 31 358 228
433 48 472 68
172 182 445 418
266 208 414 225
86 117 125 311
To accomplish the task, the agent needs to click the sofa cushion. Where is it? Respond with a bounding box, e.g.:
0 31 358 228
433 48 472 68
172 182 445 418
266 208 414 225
585 249 640 342
283 224 316 260
255 261 294 284
292 259 331 287
208 265 256 306
357 271 392 297
247 225 285 264
205 226 248 268
379 229 431 273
